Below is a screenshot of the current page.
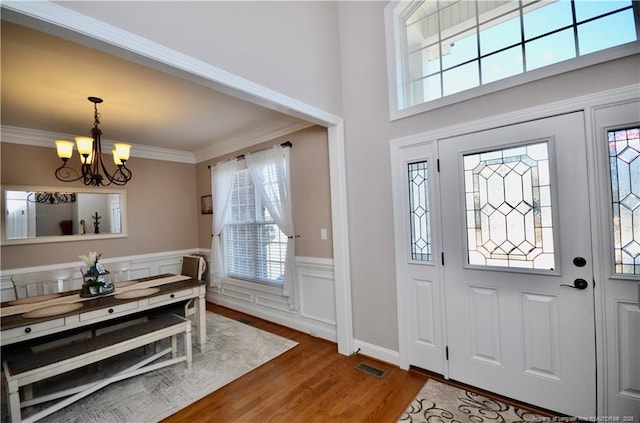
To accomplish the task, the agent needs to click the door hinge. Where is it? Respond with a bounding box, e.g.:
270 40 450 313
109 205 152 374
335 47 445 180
445 346 449 360
437 159 440 172
441 252 445 266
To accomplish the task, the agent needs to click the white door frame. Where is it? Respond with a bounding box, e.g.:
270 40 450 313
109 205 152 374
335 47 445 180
3 2 354 355
391 84 639 415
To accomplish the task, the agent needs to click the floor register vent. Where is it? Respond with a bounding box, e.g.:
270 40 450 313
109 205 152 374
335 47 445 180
355 362 387 378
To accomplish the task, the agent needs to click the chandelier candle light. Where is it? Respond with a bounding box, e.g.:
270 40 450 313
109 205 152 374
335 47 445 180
54 96 132 186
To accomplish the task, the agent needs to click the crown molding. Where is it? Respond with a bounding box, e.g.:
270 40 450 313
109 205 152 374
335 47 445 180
0 125 197 164
1 119 317 165
193 119 315 164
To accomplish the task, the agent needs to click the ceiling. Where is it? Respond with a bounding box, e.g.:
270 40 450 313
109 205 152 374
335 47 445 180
0 20 311 160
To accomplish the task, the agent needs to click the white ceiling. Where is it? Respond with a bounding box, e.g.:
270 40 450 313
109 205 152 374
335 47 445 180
0 20 310 160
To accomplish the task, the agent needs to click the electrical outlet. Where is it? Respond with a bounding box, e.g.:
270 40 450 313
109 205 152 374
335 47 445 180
320 228 328 240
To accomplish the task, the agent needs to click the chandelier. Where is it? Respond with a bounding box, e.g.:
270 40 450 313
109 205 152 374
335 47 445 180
54 96 132 186
27 192 77 205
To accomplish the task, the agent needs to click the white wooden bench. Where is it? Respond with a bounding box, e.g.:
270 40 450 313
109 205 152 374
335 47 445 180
3 313 192 423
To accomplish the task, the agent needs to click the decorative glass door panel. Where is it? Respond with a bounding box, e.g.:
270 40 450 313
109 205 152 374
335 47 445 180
464 142 555 270
609 126 640 275
408 161 432 262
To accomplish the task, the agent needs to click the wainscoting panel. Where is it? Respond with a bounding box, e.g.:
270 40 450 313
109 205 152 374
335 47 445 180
210 256 337 342
1 253 338 347
299 257 336 325
0 249 196 302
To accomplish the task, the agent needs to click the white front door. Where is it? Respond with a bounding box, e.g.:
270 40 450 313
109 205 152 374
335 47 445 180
439 112 596 416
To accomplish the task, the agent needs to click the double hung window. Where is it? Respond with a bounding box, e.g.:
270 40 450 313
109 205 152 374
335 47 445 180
223 168 287 285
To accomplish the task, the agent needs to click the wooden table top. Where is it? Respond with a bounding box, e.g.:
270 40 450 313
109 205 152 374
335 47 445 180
1 274 204 331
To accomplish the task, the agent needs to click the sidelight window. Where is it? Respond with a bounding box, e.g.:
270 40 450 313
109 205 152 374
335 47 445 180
408 160 432 261
609 126 640 275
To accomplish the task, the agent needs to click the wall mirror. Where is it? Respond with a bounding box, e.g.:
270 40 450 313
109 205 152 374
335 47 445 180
1 185 127 245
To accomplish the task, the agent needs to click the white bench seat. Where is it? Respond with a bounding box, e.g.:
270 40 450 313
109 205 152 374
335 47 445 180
3 313 192 423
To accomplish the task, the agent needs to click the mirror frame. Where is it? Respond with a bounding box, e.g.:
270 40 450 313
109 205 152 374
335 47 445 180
1 185 128 245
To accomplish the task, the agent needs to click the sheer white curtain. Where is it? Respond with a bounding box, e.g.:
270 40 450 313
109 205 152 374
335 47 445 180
210 158 238 289
245 146 297 309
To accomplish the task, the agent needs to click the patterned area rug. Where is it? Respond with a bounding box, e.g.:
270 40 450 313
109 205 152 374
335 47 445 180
1 312 297 423
399 379 549 423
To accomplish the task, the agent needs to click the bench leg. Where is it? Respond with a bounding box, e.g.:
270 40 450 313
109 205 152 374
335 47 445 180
171 335 177 359
196 295 206 352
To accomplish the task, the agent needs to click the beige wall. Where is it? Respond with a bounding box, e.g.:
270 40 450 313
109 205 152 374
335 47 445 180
1 125 332 269
0 143 199 269
195 125 333 259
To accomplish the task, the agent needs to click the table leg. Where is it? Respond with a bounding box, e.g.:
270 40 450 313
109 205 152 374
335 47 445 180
197 294 206 352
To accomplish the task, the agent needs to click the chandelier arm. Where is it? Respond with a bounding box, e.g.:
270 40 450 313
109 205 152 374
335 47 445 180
55 159 85 183
108 165 133 186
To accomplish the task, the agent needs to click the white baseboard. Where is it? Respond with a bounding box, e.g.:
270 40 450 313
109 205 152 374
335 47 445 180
353 339 400 367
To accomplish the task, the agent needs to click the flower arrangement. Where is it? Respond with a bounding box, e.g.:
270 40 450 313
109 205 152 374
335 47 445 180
79 251 102 275
79 251 113 296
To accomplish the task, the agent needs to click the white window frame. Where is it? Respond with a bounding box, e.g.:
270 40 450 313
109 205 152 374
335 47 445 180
223 166 288 286
384 0 640 121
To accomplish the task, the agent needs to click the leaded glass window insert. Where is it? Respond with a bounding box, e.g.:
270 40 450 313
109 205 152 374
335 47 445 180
609 126 640 275
408 161 432 261
464 142 555 270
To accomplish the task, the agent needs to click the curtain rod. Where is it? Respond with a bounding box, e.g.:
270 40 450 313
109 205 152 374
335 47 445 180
208 141 291 169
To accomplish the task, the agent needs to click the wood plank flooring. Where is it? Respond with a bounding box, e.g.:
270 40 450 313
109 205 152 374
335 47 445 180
161 303 554 423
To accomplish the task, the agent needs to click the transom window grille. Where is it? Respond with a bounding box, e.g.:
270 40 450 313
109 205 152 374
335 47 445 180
387 0 639 114
609 126 640 275
223 168 287 284
408 161 432 261
463 141 555 270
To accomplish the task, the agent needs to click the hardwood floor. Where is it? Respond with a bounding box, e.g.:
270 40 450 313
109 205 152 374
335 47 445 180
161 303 554 423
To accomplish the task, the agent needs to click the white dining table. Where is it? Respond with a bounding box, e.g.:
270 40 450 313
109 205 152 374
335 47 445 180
0 274 207 352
